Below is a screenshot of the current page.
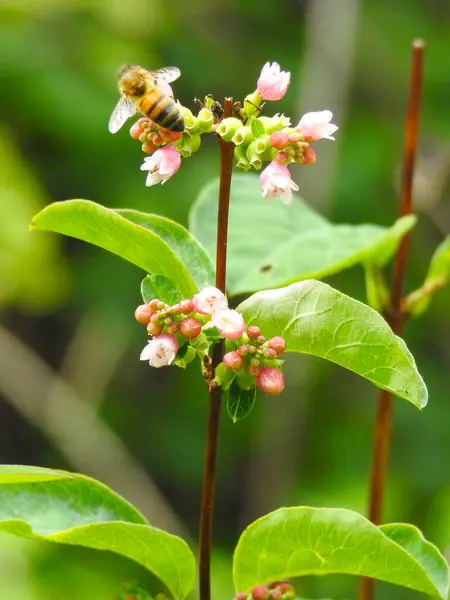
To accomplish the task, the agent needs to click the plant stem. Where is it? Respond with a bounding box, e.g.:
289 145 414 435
199 97 235 600
358 40 424 600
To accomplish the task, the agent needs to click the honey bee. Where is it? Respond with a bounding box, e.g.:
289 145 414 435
109 65 184 133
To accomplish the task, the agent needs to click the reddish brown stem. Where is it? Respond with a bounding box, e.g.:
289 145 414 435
198 97 234 600
359 40 424 600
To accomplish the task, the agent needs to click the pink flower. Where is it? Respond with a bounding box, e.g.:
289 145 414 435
257 62 290 101
256 367 285 395
297 110 338 141
192 286 228 315
140 333 178 368
212 309 246 340
260 161 299 205
140 145 181 186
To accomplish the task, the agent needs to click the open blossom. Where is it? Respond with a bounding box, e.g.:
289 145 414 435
212 309 246 340
297 110 338 141
140 145 181 186
140 333 178 368
257 62 290 101
192 286 228 315
260 161 299 205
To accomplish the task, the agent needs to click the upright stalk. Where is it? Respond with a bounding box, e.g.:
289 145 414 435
359 40 424 600
199 97 235 600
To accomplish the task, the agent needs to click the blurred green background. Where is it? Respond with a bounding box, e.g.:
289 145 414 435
1 0 450 598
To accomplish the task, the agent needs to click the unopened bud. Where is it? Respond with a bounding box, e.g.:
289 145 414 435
251 586 269 600
149 299 160 310
250 358 260 367
223 351 243 371
267 582 283 591
278 583 295 595
301 146 316 165
256 366 285 395
264 348 277 359
167 322 179 334
256 335 266 345
179 299 194 313
142 141 159 154
147 321 162 336
238 344 250 356
159 128 182 143
164 317 173 325
134 304 153 326
157 301 166 310
268 336 286 355
235 594 248 600
246 364 261 377
179 317 202 339
247 326 261 339
269 131 289 150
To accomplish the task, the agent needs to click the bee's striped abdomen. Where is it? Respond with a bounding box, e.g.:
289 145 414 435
139 89 184 132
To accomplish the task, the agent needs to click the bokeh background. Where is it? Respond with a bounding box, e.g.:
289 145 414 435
1 0 450 598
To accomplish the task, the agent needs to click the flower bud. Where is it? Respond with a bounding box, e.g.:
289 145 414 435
216 117 242 142
235 594 248 600
256 335 266 345
141 141 158 154
256 366 285 395
179 299 194 313
192 286 228 315
267 582 283 590
159 128 182 143
134 304 153 325
130 118 150 140
238 344 250 356
269 131 289 150
247 326 261 339
251 586 269 600
140 333 178 368
197 108 214 133
212 309 246 340
257 62 290 101
149 299 160 310
177 133 201 158
268 336 286 355
147 321 162 336
250 358 260 367
167 322 179 334
246 364 261 377
179 317 202 339
232 126 253 146
301 146 316 165
223 351 243 371
264 348 277 359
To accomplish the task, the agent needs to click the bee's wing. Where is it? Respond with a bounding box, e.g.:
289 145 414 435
108 94 138 133
151 66 181 84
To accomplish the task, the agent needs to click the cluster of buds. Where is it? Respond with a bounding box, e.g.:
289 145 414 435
135 286 286 397
235 581 296 600
219 325 286 396
113 581 169 600
127 62 338 203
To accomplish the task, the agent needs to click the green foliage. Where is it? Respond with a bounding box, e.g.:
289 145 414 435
0 465 71 483
189 175 416 295
233 507 450 599
238 280 427 407
226 381 256 423
0 467 196 600
31 200 201 299
141 274 184 305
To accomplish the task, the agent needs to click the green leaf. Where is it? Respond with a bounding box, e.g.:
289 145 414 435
117 209 215 290
251 119 266 138
408 236 450 316
31 200 198 299
0 466 195 600
0 465 71 483
189 175 416 295
226 381 256 422
141 274 184 305
237 280 427 408
233 507 450 599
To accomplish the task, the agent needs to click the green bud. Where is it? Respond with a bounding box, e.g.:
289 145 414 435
216 117 242 142
243 90 263 118
178 133 201 158
258 115 291 134
196 108 214 133
234 145 251 171
232 126 253 146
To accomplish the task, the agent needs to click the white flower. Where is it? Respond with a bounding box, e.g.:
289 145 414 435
297 110 338 141
140 334 178 368
140 145 181 186
192 286 228 315
211 309 246 340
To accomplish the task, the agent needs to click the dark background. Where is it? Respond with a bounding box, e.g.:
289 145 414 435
1 1 450 598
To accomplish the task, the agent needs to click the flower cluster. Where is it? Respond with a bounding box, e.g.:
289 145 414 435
234 581 296 600
135 286 286 396
127 62 338 203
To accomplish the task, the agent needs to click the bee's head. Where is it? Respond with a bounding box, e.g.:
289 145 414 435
118 65 145 96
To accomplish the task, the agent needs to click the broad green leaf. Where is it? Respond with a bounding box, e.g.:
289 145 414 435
0 467 195 600
408 236 450 316
117 209 215 290
31 200 198 299
189 175 416 295
233 507 450 599
238 280 427 407
141 274 184 305
227 381 256 423
0 465 71 483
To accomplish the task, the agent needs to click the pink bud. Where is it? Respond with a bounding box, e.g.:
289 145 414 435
257 62 290 101
142 141 158 154
140 334 178 368
147 321 162 336
130 118 150 140
246 364 261 377
238 344 250 356
260 161 299 205
179 317 202 339
140 145 182 186
152 133 163 145
251 586 269 600
256 335 266 345
134 304 153 325
301 146 316 165
167 322 179 334
288 132 302 143
264 348 277 359
269 131 289 150
256 367 285 395
267 336 286 355
235 594 248 600
297 110 338 141
179 299 194 313
149 299 161 310
247 326 261 339
192 286 228 315
267 582 283 591
223 351 243 371
212 309 246 340
274 151 289 164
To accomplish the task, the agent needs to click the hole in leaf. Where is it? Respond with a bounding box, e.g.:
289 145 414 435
259 264 274 273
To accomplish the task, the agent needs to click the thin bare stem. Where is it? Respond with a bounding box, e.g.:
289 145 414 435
359 40 425 600
199 97 234 600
